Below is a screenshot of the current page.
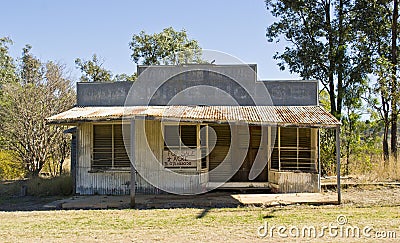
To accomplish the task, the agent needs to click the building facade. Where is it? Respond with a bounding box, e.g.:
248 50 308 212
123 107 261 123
47 64 340 196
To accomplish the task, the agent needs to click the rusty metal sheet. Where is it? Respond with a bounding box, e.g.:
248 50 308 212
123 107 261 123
47 105 341 128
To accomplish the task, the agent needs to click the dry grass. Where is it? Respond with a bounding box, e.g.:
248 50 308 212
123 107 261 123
0 182 400 242
0 205 398 242
0 176 72 197
344 156 400 182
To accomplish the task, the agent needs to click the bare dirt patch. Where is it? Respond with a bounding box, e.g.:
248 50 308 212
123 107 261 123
1 185 400 211
329 185 400 207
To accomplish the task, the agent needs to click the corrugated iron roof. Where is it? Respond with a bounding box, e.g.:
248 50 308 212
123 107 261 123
46 106 340 128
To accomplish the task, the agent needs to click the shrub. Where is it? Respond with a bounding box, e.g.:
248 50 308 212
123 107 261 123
0 150 25 180
26 176 73 196
0 175 73 197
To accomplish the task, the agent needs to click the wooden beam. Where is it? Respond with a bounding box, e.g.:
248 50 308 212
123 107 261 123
130 119 136 208
336 126 341 204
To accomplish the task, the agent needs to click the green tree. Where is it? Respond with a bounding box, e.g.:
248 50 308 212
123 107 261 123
341 75 368 174
389 0 398 160
129 27 204 65
113 73 136 82
353 0 399 162
265 0 370 118
0 150 24 180
21 45 43 85
0 37 16 87
0 47 75 177
75 54 112 82
368 57 392 161
75 54 135 82
0 37 17 147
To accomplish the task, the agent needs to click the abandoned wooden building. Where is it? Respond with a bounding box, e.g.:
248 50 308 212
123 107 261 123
47 64 341 201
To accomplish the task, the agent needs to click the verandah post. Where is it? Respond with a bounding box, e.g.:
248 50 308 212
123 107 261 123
336 125 341 204
130 118 136 208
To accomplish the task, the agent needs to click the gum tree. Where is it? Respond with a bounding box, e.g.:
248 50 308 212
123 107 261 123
0 46 75 176
129 27 204 65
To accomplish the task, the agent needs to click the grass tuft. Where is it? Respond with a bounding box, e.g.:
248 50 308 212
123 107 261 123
0 175 73 197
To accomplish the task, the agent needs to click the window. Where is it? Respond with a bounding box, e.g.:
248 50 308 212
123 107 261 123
200 125 208 169
92 124 130 169
164 125 197 148
270 127 316 172
162 124 209 170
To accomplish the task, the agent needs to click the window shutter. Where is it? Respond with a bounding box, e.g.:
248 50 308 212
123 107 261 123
113 125 130 167
180 125 197 147
93 124 113 168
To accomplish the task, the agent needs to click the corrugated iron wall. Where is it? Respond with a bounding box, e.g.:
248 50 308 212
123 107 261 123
268 128 320 193
134 120 161 194
135 120 206 194
277 172 319 193
75 121 320 195
75 120 207 195
209 125 232 182
76 123 131 195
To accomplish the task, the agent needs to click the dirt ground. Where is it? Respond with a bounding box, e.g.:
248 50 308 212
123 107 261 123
1 185 400 211
339 185 400 207
1 185 400 242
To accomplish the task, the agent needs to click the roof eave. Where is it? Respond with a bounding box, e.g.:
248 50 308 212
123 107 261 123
47 116 340 128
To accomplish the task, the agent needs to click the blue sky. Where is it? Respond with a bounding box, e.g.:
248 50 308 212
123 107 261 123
0 0 299 81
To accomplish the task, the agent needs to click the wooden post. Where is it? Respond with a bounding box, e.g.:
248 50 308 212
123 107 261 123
130 118 136 208
336 125 341 204
318 129 321 192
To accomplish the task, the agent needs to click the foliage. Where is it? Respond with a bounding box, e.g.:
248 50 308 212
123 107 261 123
319 89 382 176
46 132 71 177
0 46 75 177
341 114 383 175
0 37 16 87
319 90 336 175
266 0 399 167
75 54 136 82
319 129 336 176
0 150 25 180
265 0 370 118
113 73 137 82
0 37 17 147
366 57 394 160
75 54 113 82
129 27 204 65
353 0 399 161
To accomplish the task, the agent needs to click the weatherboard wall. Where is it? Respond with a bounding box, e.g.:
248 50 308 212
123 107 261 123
76 123 131 195
134 119 208 194
75 121 321 195
75 120 208 195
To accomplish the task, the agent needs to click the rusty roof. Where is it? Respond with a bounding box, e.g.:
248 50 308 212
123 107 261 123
46 106 340 128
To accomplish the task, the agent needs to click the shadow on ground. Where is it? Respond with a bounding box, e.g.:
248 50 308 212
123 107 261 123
0 189 339 212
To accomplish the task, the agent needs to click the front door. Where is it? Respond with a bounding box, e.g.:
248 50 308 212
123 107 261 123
230 126 268 182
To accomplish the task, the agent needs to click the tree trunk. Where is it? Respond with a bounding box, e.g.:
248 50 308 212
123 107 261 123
325 2 338 118
384 124 390 162
59 160 64 176
329 80 337 116
345 139 351 175
336 0 345 118
390 0 398 161
383 94 390 163
28 168 41 178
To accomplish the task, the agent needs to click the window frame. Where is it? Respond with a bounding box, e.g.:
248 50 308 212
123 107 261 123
91 122 130 171
270 127 317 173
162 122 209 172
